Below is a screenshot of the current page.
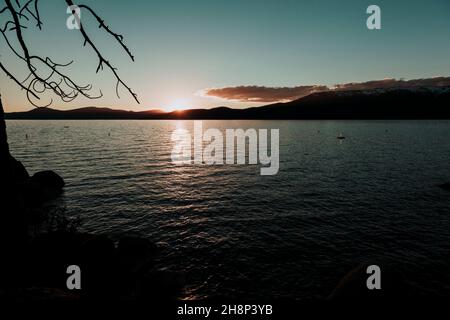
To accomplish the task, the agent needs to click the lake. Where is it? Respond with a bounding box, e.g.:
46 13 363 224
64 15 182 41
6 119 450 299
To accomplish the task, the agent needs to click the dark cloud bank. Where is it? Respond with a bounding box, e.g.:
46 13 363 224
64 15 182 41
204 77 450 103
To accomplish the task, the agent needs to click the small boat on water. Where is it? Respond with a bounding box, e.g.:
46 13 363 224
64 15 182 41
337 133 346 139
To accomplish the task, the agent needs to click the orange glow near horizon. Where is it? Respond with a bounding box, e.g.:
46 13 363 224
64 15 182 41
163 98 192 112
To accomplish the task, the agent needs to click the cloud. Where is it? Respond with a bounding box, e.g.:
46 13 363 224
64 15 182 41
202 85 328 103
332 77 450 91
202 77 450 103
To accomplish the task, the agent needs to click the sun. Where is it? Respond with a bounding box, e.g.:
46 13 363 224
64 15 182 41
164 98 192 112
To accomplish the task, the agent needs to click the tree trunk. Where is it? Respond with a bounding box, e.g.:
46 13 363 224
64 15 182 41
0 94 10 170
0 96 29 184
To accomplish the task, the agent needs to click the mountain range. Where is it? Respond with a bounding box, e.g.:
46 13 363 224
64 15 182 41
6 86 450 120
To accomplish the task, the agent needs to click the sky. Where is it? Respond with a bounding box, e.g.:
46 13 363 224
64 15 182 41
0 0 450 112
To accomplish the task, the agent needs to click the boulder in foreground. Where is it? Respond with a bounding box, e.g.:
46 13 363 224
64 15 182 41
30 170 65 197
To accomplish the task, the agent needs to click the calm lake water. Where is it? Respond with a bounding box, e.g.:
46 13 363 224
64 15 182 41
6 120 450 299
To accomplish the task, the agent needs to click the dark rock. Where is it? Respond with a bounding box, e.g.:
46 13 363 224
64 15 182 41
28 231 89 288
116 236 158 279
29 170 65 200
0 154 29 184
19 181 50 205
31 170 65 190
8 154 29 183
28 232 117 296
0 287 80 302
19 179 65 205
2 228 181 301
438 182 450 191
140 271 185 299
79 235 117 296
80 234 116 260
117 236 158 259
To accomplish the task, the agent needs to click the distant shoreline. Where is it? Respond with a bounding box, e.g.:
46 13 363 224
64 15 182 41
6 118 450 121
6 86 450 120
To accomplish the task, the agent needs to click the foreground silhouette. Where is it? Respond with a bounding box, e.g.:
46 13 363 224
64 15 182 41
0 1 186 304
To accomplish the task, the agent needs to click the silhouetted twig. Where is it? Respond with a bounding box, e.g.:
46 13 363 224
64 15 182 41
65 0 139 103
0 0 139 107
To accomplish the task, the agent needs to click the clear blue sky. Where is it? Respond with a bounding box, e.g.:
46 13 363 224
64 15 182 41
1 0 449 111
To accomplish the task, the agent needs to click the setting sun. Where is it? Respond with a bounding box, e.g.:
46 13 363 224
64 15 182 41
164 98 192 112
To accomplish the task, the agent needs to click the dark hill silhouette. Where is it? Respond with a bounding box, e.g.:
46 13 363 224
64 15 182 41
7 106 165 119
251 87 450 119
6 86 450 120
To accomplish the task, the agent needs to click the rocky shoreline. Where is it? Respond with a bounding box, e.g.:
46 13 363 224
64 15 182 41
0 155 184 302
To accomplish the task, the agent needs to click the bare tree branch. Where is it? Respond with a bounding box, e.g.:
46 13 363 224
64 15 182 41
0 61 40 99
18 0 42 29
0 0 139 107
3 0 94 106
77 4 134 62
65 0 139 104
